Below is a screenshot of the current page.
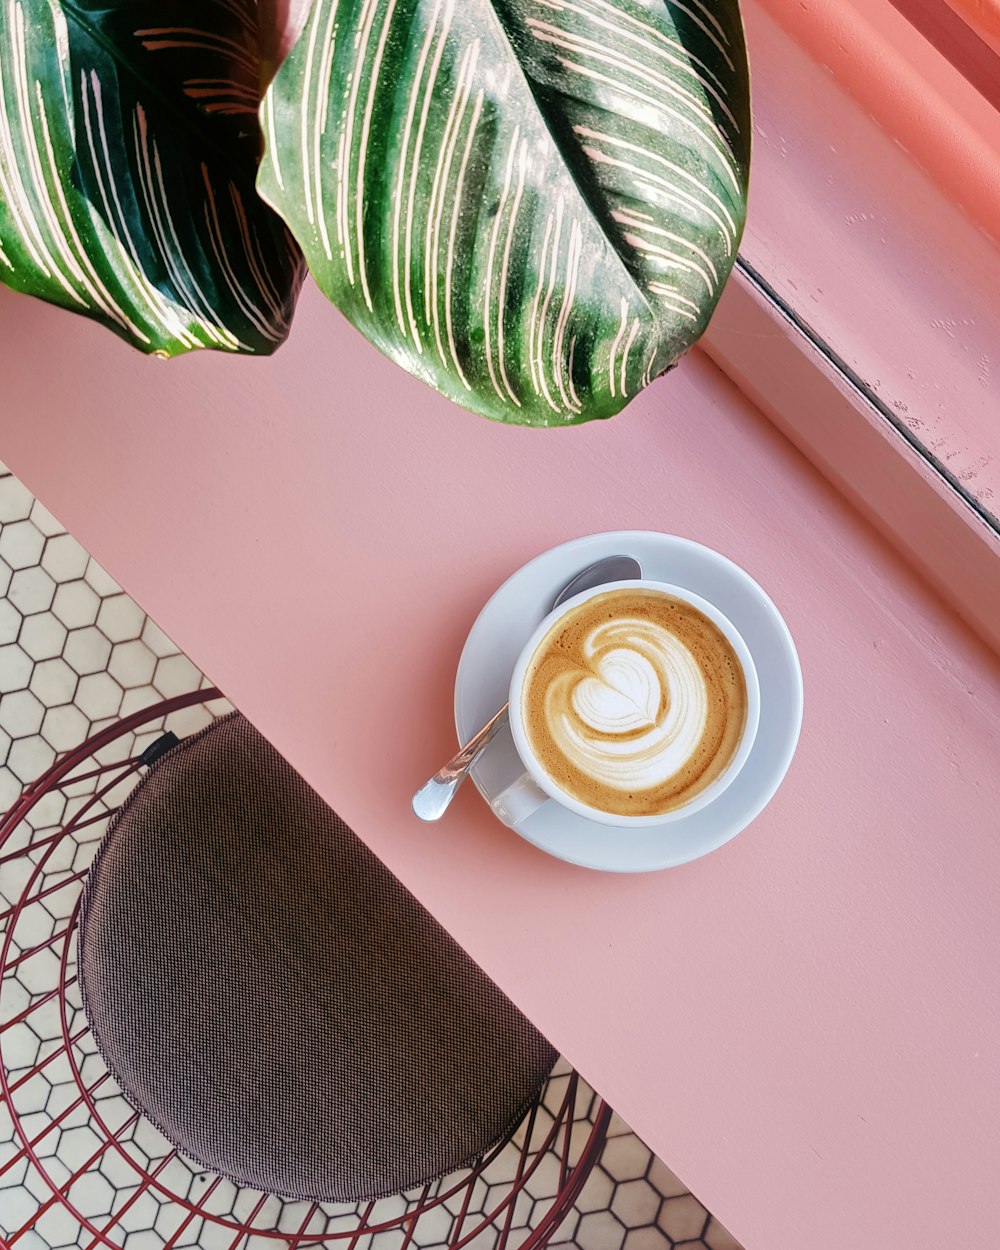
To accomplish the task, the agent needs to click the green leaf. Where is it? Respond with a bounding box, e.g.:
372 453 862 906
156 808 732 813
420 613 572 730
0 0 305 356
258 0 750 424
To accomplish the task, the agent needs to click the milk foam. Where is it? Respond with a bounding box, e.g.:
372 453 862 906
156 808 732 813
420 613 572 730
548 619 708 792
522 589 748 818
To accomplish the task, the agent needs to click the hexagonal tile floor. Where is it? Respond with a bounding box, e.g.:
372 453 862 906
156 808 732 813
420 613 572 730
0 462 744 1250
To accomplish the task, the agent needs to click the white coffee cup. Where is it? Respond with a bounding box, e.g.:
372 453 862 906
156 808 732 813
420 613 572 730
492 580 761 829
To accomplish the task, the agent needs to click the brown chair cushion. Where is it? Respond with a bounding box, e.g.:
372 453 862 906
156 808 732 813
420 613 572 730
78 713 555 1202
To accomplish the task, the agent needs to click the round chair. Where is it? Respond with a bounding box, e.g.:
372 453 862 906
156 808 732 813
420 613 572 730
0 691 610 1248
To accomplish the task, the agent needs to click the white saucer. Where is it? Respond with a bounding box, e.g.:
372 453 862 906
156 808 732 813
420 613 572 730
454 532 803 872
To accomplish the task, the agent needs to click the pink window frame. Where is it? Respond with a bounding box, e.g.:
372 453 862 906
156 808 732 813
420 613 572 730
755 0 1000 232
888 0 1000 104
699 0 1000 658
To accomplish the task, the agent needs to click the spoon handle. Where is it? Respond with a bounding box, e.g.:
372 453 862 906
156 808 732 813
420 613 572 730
411 704 510 821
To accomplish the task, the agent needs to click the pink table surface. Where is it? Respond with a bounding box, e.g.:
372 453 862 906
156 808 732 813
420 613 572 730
3 281 1000 1250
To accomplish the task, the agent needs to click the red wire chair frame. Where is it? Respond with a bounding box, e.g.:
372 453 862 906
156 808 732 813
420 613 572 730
0 691 612 1249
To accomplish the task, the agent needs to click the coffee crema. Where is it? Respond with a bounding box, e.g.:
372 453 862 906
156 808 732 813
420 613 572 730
522 589 748 818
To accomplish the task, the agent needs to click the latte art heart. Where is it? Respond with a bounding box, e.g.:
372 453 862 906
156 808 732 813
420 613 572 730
554 621 708 793
522 589 748 818
572 649 662 734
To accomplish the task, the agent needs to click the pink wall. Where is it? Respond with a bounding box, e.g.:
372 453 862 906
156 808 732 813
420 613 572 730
756 0 1000 240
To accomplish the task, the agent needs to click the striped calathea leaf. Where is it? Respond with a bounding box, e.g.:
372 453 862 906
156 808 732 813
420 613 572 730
0 0 305 356
259 0 750 424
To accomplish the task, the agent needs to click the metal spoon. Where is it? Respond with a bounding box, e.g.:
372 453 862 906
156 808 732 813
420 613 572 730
411 554 642 821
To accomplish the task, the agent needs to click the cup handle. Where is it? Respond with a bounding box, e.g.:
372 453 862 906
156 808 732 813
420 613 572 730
491 771 549 826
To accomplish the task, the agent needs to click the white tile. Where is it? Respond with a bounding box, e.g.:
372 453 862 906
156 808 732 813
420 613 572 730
1 804 27 872
622 1229 671 1250
0 555 11 597
0 520 44 570
18 614 67 661
96 595 146 643
122 1231 166 1250
6 734 56 783
1 644 33 693
613 1179 661 1226
83 557 120 597
96 1149 145 1194
52 581 100 629
1 994 33 1046
0 599 20 644
165 704 214 738
0 688 44 736
0 477 33 522
57 1123 104 1172
575 1165 615 1214
41 533 89 582
407 1202 453 1246
17 947 61 999
606 1111 638 1139
268 1197 327 1237
63 627 112 676
40 1083 82 1132
141 618 179 658
602 1134 653 1182
26 788 66 827
34 1201 85 1246
646 1157 688 1200
704 1216 744 1250
8 1067 50 1117
658 1195 708 1243
0 1182 38 1239
228 1190 276 1227
119 685 162 718
28 499 64 537
12 1229 51 1250
29 659 78 707
108 640 157 689
0 762 20 809
546 1210 580 1247
153 653 202 698
7 567 55 616
576 1210 627 1250
66 1164 121 1225
123 1192 170 1235
75 672 123 721
523 1153 562 1202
